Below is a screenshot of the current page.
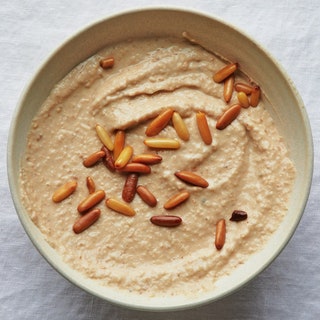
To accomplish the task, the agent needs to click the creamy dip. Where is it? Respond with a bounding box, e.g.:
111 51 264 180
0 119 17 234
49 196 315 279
20 36 296 298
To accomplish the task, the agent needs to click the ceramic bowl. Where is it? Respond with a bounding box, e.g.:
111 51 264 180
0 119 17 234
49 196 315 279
7 7 313 311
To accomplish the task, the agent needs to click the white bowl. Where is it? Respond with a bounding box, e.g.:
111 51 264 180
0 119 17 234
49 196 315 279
7 7 313 311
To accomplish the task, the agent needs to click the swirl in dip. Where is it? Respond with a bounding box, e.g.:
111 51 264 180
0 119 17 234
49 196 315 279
20 36 296 298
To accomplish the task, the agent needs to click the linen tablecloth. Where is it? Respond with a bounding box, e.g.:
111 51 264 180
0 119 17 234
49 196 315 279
1 0 319 319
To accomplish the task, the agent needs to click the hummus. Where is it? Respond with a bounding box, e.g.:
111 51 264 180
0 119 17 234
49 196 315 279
20 36 296 298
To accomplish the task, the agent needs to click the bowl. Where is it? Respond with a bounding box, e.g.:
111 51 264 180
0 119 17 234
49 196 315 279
7 7 313 311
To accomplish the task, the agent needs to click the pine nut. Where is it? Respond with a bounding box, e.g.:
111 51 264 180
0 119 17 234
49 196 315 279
237 91 250 108
132 153 162 165
164 190 190 210
216 104 242 130
95 124 114 151
136 185 157 207
114 145 133 169
73 208 101 234
113 130 125 161
83 150 105 167
215 219 226 250
144 138 180 149
118 163 151 174
86 176 96 194
250 85 260 107
99 57 114 69
52 181 77 203
213 62 238 83
101 145 115 172
150 215 182 227
122 173 138 203
105 198 136 216
196 112 212 145
77 190 106 213
145 108 174 136
234 82 254 94
172 111 190 141
223 75 235 103
175 171 209 188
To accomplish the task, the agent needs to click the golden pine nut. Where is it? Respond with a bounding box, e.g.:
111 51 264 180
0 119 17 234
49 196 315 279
113 130 125 161
172 111 190 141
114 145 133 169
95 124 114 151
105 198 136 216
144 138 180 149
237 91 250 108
52 181 77 203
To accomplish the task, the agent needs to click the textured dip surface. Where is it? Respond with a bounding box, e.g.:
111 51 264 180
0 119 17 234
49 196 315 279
20 37 296 298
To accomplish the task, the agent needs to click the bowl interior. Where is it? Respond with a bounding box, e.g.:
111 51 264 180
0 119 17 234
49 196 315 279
8 8 313 311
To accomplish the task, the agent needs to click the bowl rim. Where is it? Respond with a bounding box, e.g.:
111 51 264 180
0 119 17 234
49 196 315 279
7 6 314 311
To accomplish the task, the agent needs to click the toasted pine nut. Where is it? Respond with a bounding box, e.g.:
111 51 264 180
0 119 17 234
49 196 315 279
73 208 101 234
136 185 157 207
145 108 174 136
52 181 77 203
213 62 238 83
77 190 106 213
172 111 190 141
106 198 136 216
99 57 114 69
250 85 260 107
150 215 182 227
164 190 190 210
175 171 209 188
95 124 114 151
230 210 248 222
83 150 105 167
237 91 250 108
216 104 242 130
114 145 133 169
101 145 115 172
234 82 254 94
113 130 125 161
86 176 96 194
223 75 235 103
118 163 151 174
215 219 226 250
144 138 180 149
196 112 212 145
122 173 138 203
132 153 162 165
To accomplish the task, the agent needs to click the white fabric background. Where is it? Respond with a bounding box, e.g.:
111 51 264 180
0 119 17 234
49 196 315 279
1 0 319 319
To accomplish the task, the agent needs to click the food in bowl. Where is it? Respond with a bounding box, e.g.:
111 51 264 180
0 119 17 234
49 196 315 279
19 34 296 299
